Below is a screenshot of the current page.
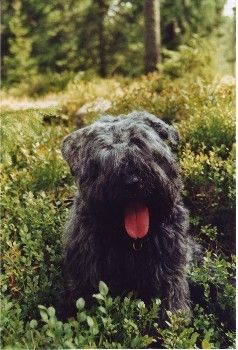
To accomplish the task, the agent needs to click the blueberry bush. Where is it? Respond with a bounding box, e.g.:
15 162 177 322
1 68 235 349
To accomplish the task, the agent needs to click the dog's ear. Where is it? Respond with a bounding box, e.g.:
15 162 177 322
61 128 87 175
139 112 180 147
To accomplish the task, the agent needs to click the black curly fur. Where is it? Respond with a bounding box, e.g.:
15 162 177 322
60 111 192 320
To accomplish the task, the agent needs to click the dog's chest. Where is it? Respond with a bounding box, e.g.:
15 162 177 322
100 240 160 296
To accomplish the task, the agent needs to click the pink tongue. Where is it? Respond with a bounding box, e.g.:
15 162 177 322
124 201 149 239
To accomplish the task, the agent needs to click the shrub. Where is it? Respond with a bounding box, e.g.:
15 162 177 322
1 109 73 192
178 82 235 154
61 75 125 118
1 281 160 349
3 71 75 97
161 35 216 80
2 282 235 349
156 307 233 349
105 73 234 129
189 252 235 308
1 108 72 318
1 190 66 314
60 54 234 128
1 71 235 348
180 144 235 251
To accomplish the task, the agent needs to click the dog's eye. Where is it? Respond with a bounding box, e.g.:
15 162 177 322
80 161 100 184
90 161 100 179
154 153 178 178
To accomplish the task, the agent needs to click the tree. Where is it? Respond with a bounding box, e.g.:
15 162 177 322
95 0 108 77
1 0 229 83
144 0 161 73
3 0 37 84
160 0 227 49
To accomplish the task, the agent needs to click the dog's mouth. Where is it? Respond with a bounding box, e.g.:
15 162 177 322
124 201 149 239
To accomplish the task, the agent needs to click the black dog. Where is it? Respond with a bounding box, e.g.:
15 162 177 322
60 111 192 320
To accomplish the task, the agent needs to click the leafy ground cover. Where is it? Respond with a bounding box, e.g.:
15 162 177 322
1 71 235 349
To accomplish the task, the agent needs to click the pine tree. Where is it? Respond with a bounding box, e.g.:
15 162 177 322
3 0 37 84
144 0 161 73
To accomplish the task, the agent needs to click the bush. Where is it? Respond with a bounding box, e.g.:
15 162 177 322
61 75 125 118
58 43 234 127
178 82 235 154
189 252 235 309
1 71 235 348
1 109 73 191
3 71 75 97
2 281 235 349
180 144 235 251
156 306 234 349
161 35 216 80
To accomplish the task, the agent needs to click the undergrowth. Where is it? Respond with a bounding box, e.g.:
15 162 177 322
1 69 235 349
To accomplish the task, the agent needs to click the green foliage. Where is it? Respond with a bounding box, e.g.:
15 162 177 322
1 108 71 347
2 281 235 349
189 252 235 309
3 0 37 84
5 72 75 97
161 36 216 79
157 311 199 349
2 281 159 348
156 308 228 349
87 66 234 127
34 286 158 349
61 75 125 118
180 145 235 220
215 16 235 75
178 81 235 153
1 69 235 348
1 0 233 87
1 109 72 192
160 0 227 49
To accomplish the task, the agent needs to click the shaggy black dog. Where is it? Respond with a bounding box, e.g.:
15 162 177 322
60 111 192 320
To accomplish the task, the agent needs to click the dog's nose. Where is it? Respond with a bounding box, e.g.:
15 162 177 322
125 175 139 187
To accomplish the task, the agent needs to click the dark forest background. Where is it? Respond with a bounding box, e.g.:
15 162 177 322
2 0 235 91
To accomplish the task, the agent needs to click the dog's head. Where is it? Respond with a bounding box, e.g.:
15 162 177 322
61 111 182 238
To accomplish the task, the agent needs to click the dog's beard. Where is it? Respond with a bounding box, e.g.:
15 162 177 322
84 181 177 242
80 155 181 240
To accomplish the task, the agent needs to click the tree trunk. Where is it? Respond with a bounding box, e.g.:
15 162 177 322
96 0 106 77
144 0 161 73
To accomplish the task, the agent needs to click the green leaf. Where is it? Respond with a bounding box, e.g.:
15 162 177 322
38 305 47 310
77 311 87 322
87 316 94 327
190 332 199 345
76 298 85 310
166 310 172 317
39 309 49 323
93 293 105 301
98 306 107 314
99 281 109 296
155 298 161 306
64 340 75 349
131 336 140 348
29 319 38 329
92 326 99 335
137 301 145 309
202 339 212 349
1 284 7 292
38 305 49 323
48 306 55 317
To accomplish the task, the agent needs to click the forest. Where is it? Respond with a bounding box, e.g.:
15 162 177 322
1 0 236 349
